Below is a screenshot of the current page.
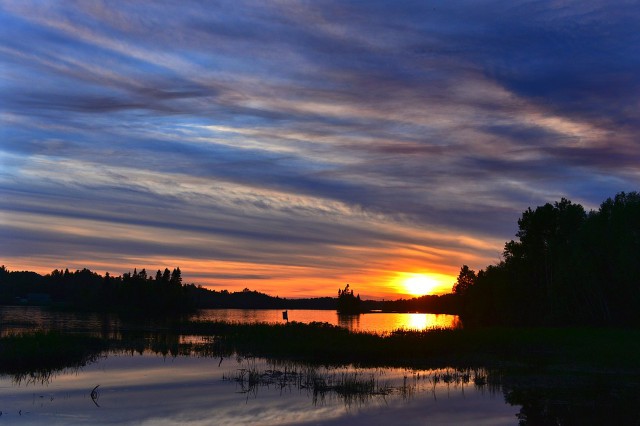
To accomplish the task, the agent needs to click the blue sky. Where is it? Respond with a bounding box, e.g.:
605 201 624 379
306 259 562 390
1 1 638 298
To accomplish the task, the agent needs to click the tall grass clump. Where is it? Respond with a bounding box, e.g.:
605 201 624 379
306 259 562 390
0 330 107 381
183 320 640 370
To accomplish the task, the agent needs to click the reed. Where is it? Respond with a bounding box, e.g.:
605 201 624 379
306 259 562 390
179 320 640 370
4 321 639 381
223 360 397 405
0 330 106 382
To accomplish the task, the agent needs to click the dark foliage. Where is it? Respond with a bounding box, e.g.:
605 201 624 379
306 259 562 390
187 285 337 310
457 192 640 327
0 266 193 315
0 331 106 381
337 284 362 313
3 323 639 424
362 293 460 314
0 265 459 315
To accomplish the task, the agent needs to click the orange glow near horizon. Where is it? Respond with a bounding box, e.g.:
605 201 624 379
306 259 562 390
2 256 458 300
1 207 491 300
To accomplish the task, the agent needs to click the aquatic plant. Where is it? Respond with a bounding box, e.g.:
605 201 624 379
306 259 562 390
0 331 106 383
221 359 499 409
180 321 640 371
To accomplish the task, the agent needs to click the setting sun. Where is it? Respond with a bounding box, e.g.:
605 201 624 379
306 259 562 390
402 273 440 296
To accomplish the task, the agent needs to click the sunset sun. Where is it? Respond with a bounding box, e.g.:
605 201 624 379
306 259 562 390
402 273 440 296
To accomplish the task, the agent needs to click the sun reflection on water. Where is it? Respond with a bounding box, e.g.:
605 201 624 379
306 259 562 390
406 313 428 330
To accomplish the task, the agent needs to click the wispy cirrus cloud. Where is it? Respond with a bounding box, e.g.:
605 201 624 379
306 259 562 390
1 0 638 297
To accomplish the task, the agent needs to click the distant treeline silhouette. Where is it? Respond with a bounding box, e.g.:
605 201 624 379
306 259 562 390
6 192 635 323
0 266 459 315
0 265 344 313
189 287 337 310
0 266 192 315
453 191 640 327
361 294 459 314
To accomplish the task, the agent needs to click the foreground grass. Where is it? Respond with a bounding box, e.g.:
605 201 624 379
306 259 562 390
3 323 638 424
3 322 639 376
174 320 640 370
0 331 107 380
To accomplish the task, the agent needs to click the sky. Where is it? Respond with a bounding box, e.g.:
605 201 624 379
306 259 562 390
1 1 639 299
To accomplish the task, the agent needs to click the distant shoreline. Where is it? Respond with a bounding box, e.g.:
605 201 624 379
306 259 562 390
0 265 461 316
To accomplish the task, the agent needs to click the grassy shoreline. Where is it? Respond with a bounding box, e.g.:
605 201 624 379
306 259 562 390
0 331 106 381
177 321 640 370
3 323 639 424
2 322 639 373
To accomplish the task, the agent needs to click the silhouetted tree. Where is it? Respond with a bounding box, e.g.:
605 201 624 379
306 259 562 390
456 192 639 327
337 284 362 314
170 268 182 286
162 268 171 284
452 265 476 296
0 265 195 315
581 192 640 325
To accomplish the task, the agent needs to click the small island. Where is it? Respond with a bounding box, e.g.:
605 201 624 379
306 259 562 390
336 284 362 314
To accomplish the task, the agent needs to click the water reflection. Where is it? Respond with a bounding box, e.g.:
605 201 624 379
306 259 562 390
407 313 428 330
224 356 494 409
2 331 640 425
1 306 460 337
337 313 360 330
0 352 517 425
192 309 459 334
0 305 123 338
3 307 640 424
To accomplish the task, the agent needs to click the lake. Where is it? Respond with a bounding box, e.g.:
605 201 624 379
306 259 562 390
0 307 517 425
0 351 517 425
0 306 460 336
2 306 637 424
191 308 460 334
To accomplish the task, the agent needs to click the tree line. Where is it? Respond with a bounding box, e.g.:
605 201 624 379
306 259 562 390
0 266 192 315
1 266 460 315
362 294 460 315
453 191 640 327
0 267 340 313
7 189 636 324
189 286 336 310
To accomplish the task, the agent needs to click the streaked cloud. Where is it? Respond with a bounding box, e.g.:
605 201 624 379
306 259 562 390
1 0 638 297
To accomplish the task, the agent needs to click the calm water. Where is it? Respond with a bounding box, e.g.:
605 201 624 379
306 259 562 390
0 352 517 425
3 306 636 424
192 309 460 334
1 306 512 425
0 306 459 336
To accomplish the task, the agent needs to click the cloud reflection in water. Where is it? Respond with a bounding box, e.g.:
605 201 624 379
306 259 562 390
0 353 517 425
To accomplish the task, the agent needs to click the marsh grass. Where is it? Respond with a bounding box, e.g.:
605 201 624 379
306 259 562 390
3 320 639 391
3 321 639 424
4 321 639 375
222 358 492 407
0 330 106 383
224 361 398 406
176 321 640 372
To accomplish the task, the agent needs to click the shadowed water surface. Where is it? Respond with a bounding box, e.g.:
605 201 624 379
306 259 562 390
2 307 640 424
0 352 516 425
